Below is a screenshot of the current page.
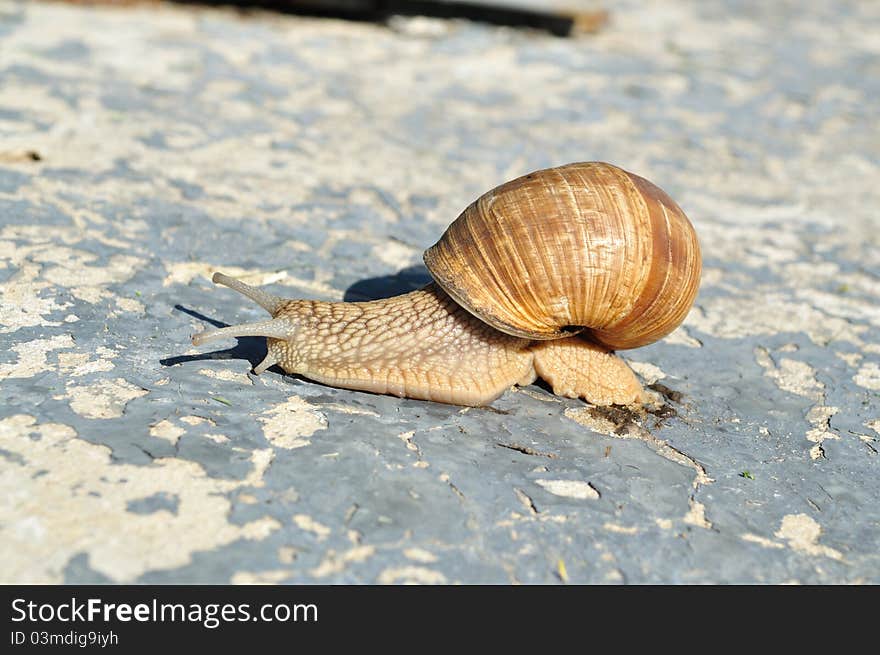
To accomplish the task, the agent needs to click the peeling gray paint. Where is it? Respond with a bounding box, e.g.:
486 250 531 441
0 0 878 584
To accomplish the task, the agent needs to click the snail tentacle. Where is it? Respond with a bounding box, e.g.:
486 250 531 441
190 318 296 347
211 272 285 315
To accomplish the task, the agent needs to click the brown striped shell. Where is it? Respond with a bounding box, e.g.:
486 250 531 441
422 162 701 350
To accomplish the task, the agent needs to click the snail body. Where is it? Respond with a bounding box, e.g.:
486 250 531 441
191 162 701 407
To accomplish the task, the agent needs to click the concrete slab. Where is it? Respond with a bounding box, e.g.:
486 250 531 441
0 0 878 583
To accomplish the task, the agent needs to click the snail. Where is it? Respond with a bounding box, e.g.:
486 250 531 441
190 162 701 407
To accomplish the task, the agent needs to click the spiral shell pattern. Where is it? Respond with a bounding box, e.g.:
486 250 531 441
423 162 701 350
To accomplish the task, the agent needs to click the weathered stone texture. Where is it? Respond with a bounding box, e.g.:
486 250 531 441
1 0 878 583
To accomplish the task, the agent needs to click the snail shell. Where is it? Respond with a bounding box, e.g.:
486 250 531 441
423 162 701 350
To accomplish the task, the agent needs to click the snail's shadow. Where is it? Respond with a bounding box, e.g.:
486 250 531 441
160 305 271 371
161 265 433 372
343 264 432 301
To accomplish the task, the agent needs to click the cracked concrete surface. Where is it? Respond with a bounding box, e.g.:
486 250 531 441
1 0 878 583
